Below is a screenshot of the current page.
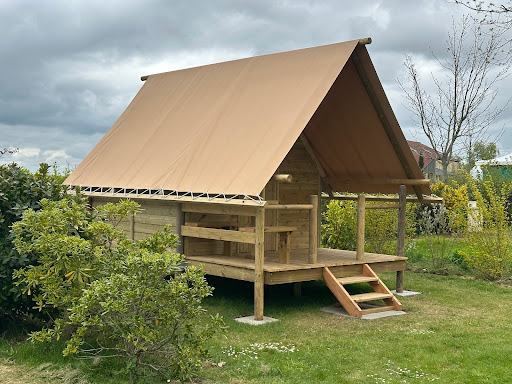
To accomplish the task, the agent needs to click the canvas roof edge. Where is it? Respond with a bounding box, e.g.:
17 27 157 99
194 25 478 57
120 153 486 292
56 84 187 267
139 37 373 82
71 187 266 207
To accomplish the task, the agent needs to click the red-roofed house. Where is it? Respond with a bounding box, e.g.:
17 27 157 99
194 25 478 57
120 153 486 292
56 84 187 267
407 140 459 180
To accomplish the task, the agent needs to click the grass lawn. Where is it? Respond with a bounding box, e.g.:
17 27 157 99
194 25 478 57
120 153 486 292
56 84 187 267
1 271 512 383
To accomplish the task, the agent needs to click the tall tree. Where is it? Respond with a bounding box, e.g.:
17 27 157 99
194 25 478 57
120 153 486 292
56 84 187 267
399 16 509 181
465 140 500 171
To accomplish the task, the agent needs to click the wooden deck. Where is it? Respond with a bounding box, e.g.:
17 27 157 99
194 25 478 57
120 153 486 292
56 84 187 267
186 248 406 285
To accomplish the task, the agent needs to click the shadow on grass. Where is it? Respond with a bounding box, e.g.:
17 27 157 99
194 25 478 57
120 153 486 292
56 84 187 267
204 276 372 319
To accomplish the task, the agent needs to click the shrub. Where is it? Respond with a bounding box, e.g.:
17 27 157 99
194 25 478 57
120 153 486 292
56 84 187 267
461 177 512 280
321 198 416 255
321 200 356 250
13 198 223 382
0 163 69 323
430 181 469 233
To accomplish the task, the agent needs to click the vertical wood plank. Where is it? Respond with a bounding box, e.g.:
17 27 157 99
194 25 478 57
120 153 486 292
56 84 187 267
317 177 322 247
396 270 404 293
254 207 265 320
308 195 318 264
279 232 291 264
175 202 183 254
397 184 406 257
293 282 302 297
356 194 366 260
130 215 135 240
396 184 407 293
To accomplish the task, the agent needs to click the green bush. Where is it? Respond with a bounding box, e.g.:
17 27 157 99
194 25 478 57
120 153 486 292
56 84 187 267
429 181 468 234
0 163 69 323
321 200 357 250
321 198 415 255
462 177 512 280
13 198 223 382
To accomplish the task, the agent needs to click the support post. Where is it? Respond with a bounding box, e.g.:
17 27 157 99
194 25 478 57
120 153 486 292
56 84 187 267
356 194 366 260
293 282 302 297
254 207 265 320
130 215 135 240
396 270 404 293
396 184 407 292
175 203 183 254
309 195 318 264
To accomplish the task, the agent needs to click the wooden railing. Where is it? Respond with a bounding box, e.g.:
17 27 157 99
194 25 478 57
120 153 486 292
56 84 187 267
180 195 319 320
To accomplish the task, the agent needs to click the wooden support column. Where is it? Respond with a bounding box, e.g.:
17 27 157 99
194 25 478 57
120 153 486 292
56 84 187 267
293 282 302 297
396 184 407 292
130 215 135 240
254 207 265 320
176 203 183 254
356 194 366 260
308 195 318 264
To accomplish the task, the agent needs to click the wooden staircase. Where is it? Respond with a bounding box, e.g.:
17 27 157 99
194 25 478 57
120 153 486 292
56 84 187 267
322 264 402 317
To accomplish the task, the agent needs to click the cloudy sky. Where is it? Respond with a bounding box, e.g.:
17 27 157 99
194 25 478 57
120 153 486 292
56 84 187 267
1 0 510 171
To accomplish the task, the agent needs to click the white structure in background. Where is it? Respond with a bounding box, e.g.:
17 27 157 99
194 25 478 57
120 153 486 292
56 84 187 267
471 153 512 179
467 200 481 232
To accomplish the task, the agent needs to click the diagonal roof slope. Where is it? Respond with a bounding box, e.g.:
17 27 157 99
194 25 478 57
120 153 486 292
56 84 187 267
65 40 430 197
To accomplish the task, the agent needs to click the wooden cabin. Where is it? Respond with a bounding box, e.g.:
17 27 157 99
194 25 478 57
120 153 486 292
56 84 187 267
65 39 439 320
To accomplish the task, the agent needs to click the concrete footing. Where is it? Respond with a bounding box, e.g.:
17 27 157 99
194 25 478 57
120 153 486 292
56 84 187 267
321 304 406 320
392 290 421 297
235 315 279 325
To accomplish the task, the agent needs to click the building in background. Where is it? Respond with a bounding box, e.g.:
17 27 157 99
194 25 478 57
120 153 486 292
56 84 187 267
472 153 512 180
407 140 459 181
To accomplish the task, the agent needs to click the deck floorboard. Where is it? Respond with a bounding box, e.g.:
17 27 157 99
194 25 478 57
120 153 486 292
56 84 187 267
187 247 406 273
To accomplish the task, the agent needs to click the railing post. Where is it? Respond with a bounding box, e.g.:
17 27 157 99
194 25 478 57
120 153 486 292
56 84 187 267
254 207 265 320
309 195 318 264
356 194 366 260
396 184 407 292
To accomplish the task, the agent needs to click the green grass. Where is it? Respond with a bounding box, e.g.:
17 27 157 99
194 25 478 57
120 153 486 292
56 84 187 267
2 272 512 383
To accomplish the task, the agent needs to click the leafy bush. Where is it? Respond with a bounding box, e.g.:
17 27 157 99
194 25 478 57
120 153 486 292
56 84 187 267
0 163 69 322
430 181 469 233
13 198 223 382
321 200 356 250
461 177 512 280
321 198 415 255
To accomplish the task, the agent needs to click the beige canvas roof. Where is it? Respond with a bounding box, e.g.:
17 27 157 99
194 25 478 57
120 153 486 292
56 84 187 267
65 39 430 198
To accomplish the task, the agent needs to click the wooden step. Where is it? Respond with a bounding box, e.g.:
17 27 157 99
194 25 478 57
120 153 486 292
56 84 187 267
351 292 393 303
337 275 379 285
360 306 396 315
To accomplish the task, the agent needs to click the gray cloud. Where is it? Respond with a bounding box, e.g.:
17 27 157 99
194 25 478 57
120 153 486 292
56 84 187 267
1 0 511 171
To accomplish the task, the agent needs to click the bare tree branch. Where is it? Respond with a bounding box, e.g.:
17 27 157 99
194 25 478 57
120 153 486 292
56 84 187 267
0 148 18 156
398 15 510 181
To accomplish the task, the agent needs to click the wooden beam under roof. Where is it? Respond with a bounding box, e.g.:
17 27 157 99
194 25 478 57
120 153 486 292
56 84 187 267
299 133 334 197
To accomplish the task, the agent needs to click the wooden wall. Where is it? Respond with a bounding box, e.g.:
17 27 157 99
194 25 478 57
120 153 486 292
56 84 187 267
90 196 178 240
270 138 321 250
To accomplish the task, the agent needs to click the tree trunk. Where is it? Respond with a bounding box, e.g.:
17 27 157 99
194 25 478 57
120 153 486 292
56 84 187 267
442 159 449 182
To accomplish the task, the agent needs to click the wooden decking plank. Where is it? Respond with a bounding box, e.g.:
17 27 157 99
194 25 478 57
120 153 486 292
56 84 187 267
352 292 393 303
337 276 379 285
360 306 396 315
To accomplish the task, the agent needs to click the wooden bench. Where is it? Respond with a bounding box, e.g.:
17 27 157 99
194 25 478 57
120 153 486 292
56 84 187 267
239 226 297 264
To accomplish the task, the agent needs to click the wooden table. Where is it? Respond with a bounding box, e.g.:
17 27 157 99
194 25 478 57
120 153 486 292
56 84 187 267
239 226 297 264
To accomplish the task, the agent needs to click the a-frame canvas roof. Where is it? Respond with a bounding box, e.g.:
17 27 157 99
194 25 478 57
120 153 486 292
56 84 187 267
65 39 430 198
